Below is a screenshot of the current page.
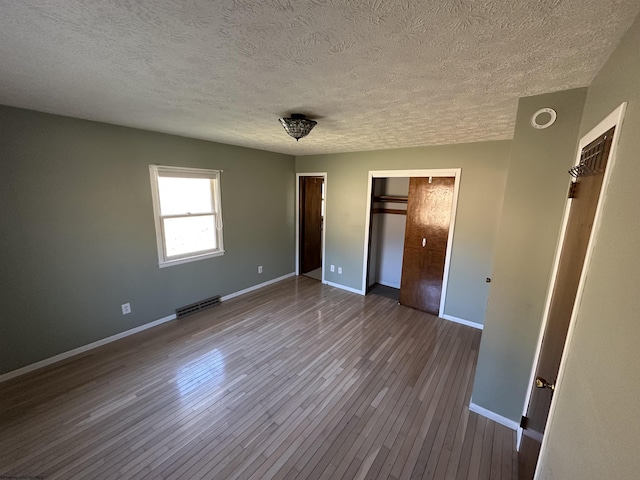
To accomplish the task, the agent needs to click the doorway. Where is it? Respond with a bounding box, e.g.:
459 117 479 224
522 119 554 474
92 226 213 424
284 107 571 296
362 169 461 317
297 173 326 282
518 103 626 479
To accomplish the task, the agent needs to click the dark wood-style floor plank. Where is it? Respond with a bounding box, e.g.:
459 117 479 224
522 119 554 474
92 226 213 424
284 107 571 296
0 276 516 479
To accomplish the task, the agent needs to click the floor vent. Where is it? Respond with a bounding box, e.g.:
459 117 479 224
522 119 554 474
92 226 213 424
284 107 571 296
175 295 221 319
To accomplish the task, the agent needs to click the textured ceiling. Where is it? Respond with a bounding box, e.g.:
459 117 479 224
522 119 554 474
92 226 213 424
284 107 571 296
1 1 639 156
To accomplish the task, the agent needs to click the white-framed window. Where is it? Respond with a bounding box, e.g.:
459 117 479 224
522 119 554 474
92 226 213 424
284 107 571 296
149 165 224 268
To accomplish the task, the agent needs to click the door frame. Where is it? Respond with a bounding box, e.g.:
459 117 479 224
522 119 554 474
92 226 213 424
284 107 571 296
361 169 461 317
518 103 627 463
295 172 327 282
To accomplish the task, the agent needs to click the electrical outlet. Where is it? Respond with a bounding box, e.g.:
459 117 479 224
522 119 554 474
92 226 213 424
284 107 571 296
121 303 131 315
258 265 263 274
337 267 342 274
330 265 335 272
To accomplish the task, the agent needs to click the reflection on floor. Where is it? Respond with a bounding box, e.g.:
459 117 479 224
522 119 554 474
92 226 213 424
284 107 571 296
369 283 400 302
0 277 516 479
302 267 322 281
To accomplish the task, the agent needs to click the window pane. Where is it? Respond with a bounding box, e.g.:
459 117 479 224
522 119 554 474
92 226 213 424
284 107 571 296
163 215 217 257
158 177 213 216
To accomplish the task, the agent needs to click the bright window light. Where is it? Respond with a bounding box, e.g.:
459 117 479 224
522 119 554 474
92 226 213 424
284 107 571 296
150 165 224 267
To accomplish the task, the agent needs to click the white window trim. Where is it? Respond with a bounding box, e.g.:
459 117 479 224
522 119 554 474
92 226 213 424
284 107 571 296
149 165 224 268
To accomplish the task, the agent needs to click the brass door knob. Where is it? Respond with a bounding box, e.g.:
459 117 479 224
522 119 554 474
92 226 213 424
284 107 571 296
535 376 555 390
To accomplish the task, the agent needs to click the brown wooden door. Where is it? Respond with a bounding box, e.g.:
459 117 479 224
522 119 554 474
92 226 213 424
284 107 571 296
519 128 615 479
299 176 323 274
399 177 455 315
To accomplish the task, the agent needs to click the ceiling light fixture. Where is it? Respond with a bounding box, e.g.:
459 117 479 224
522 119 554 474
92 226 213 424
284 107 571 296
279 114 317 141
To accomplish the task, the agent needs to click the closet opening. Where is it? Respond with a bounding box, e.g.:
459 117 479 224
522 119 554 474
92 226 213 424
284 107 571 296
363 170 460 317
366 177 408 302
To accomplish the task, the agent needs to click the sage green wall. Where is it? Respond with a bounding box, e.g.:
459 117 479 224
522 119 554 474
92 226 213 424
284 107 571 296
296 141 510 325
0 105 295 374
471 88 588 421
537 15 640 479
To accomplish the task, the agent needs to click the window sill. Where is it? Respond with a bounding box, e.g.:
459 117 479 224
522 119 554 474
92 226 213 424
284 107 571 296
158 250 225 268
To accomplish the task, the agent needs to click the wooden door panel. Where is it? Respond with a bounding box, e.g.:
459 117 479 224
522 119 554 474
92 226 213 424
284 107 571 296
519 127 615 479
399 177 454 315
300 177 323 274
400 248 441 312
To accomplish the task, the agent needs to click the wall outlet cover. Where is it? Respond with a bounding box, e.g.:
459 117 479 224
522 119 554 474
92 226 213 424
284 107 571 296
121 303 131 315
330 265 335 272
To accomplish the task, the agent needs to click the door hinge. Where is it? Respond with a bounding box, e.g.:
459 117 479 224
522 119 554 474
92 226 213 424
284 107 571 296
520 415 529 429
568 182 578 199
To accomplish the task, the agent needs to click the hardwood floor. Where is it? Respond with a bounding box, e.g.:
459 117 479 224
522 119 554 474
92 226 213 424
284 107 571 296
0 276 516 479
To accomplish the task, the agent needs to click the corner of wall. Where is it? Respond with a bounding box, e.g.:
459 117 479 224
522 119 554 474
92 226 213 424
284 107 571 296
470 87 588 421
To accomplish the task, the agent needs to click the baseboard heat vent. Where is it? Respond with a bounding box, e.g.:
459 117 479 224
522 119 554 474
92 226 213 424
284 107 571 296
175 295 221 319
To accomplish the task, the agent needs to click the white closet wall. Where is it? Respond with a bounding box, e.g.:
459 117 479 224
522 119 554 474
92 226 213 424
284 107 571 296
369 177 408 289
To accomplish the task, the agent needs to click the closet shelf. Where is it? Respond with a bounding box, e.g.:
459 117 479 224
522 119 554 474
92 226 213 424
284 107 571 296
372 208 406 215
373 195 408 204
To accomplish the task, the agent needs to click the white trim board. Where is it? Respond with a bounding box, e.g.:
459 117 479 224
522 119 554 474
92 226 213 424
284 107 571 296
441 314 483 330
516 104 626 469
295 172 328 283
361 169 462 318
324 280 365 296
0 272 295 384
0 313 175 384
469 402 519 431
221 272 295 301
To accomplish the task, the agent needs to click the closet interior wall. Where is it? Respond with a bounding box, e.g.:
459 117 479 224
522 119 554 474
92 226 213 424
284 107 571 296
368 177 409 289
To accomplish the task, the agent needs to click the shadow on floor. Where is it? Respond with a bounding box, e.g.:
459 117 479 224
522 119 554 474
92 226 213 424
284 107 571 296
368 283 400 302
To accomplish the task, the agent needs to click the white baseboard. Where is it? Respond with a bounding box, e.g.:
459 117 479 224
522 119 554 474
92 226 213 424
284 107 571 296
324 280 365 296
0 313 177 384
469 401 519 431
441 314 484 330
0 272 296 384
516 427 523 451
221 272 295 301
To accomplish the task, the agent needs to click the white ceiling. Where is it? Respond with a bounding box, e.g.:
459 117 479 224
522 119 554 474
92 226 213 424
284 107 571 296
1 1 638 156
